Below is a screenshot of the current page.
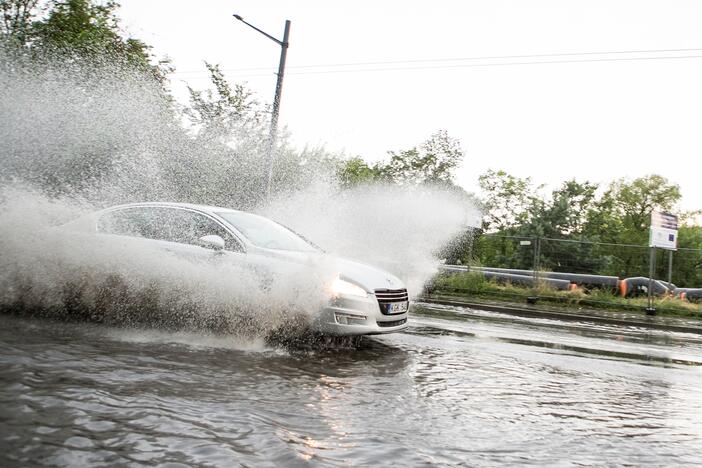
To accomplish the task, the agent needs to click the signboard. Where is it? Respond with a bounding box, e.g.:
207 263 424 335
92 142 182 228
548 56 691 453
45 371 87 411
649 211 678 250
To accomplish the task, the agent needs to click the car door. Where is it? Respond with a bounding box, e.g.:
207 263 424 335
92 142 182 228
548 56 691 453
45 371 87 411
97 206 245 262
154 207 245 262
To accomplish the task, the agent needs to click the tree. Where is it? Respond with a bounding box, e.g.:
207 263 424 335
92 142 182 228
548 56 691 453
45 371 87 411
1 0 348 209
584 175 681 245
508 180 600 273
337 156 380 188
517 179 599 238
337 130 465 189
178 63 348 208
478 169 539 232
1 0 169 83
379 130 463 186
674 226 702 287
472 173 689 277
185 62 265 141
612 175 680 230
0 0 40 45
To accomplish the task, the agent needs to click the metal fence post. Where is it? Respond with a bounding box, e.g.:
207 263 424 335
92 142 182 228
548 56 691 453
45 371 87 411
646 246 656 315
532 236 538 284
527 236 540 304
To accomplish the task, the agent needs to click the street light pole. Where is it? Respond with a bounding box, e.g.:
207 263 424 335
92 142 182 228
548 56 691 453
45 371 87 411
233 14 291 199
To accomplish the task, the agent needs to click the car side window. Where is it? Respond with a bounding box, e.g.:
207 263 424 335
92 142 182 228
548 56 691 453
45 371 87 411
97 208 151 238
164 209 241 251
98 207 243 252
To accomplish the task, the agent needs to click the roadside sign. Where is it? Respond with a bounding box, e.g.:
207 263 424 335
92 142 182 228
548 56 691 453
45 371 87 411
649 211 678 250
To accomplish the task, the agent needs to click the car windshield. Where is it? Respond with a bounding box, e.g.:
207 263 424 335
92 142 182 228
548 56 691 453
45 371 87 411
216 211 318 252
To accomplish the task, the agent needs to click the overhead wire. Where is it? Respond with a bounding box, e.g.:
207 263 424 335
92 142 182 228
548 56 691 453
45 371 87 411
169 47 702 79
280 54 702 75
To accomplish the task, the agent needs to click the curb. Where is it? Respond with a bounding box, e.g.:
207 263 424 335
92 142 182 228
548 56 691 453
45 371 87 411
416 296 702 336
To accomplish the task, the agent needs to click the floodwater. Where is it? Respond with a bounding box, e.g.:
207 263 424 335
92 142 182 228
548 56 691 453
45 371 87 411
2 303 702 467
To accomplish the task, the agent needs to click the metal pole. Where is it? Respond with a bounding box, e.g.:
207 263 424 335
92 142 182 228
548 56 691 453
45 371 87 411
532 236 539 285
265 20 290 199
527 236 540 304
232 15 290 201
647 246 656 314
667 249 673 284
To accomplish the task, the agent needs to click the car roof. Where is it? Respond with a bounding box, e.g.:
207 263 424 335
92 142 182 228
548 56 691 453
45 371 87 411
82 202 322 253
104 202 243 216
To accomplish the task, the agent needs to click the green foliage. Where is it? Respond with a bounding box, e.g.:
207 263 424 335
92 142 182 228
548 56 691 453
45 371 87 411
674 226 702 286
532 180 598 237
584 175 681 244
3 0 699 295
0 0 345 209
478 170 539 231
431 272 702 317
433 271 491 293
337 157 381 188
176 63 346 207
468 234 533 270
33 0 122 51
185 62 265 140
478 172 684 243
611 175 681 229
1 0 169 83
471 171 700 284
507 180 600 273
379 130 463 186
339 130 464 188
0 0 39 45
581 175 683 276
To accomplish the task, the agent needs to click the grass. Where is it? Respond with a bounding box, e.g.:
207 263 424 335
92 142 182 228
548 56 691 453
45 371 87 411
428 272 702 319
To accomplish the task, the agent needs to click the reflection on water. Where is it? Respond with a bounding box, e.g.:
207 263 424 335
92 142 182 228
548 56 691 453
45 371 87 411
1 309 702 466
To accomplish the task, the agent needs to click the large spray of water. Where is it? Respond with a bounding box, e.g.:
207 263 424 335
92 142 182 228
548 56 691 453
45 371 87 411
0 49 478 340
264 183 479 294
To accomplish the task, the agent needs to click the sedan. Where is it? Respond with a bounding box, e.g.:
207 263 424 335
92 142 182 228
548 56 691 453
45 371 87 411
65 202 409 336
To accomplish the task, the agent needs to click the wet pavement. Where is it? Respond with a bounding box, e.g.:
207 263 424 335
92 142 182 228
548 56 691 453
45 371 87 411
1 303 702 466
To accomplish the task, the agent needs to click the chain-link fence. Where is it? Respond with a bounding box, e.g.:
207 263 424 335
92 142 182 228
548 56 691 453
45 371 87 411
433 233 702 315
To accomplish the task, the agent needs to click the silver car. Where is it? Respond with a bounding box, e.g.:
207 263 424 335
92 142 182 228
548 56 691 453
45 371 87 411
66 202 409 336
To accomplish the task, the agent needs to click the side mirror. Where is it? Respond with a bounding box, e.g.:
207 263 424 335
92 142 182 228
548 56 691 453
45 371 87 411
198 234 225 251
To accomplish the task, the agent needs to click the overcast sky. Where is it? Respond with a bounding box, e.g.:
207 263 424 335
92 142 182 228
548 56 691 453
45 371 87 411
118 0 702 214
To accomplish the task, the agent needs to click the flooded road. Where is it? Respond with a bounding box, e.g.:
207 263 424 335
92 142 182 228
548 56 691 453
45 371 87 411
1 304 702 467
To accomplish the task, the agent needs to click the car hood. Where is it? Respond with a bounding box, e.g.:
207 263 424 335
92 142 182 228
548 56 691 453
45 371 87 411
251 248 406 293
335 257 406 292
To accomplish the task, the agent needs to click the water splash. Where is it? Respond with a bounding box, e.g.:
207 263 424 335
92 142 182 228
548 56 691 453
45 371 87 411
0 48 480 340
264 183 479 295
0 188 332 339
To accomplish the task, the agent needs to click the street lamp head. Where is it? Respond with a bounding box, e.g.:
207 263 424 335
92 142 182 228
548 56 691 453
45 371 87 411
233 14 243 21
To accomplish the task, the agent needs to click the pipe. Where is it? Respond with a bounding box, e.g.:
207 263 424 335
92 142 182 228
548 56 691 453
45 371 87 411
673 288 702 302
618 277 670 298
479 271 574 291
438 265 700 300
469 266 619 289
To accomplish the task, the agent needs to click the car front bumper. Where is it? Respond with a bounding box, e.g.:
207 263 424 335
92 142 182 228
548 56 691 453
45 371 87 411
314 293 409 336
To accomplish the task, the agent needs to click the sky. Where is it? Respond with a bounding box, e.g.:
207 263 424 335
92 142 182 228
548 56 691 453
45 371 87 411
117 0 702 214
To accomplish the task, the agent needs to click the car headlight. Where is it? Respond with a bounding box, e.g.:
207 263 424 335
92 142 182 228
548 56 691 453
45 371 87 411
330 277 368 298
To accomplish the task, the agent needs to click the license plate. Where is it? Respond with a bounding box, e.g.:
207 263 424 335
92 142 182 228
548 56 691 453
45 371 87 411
386 302 408 314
